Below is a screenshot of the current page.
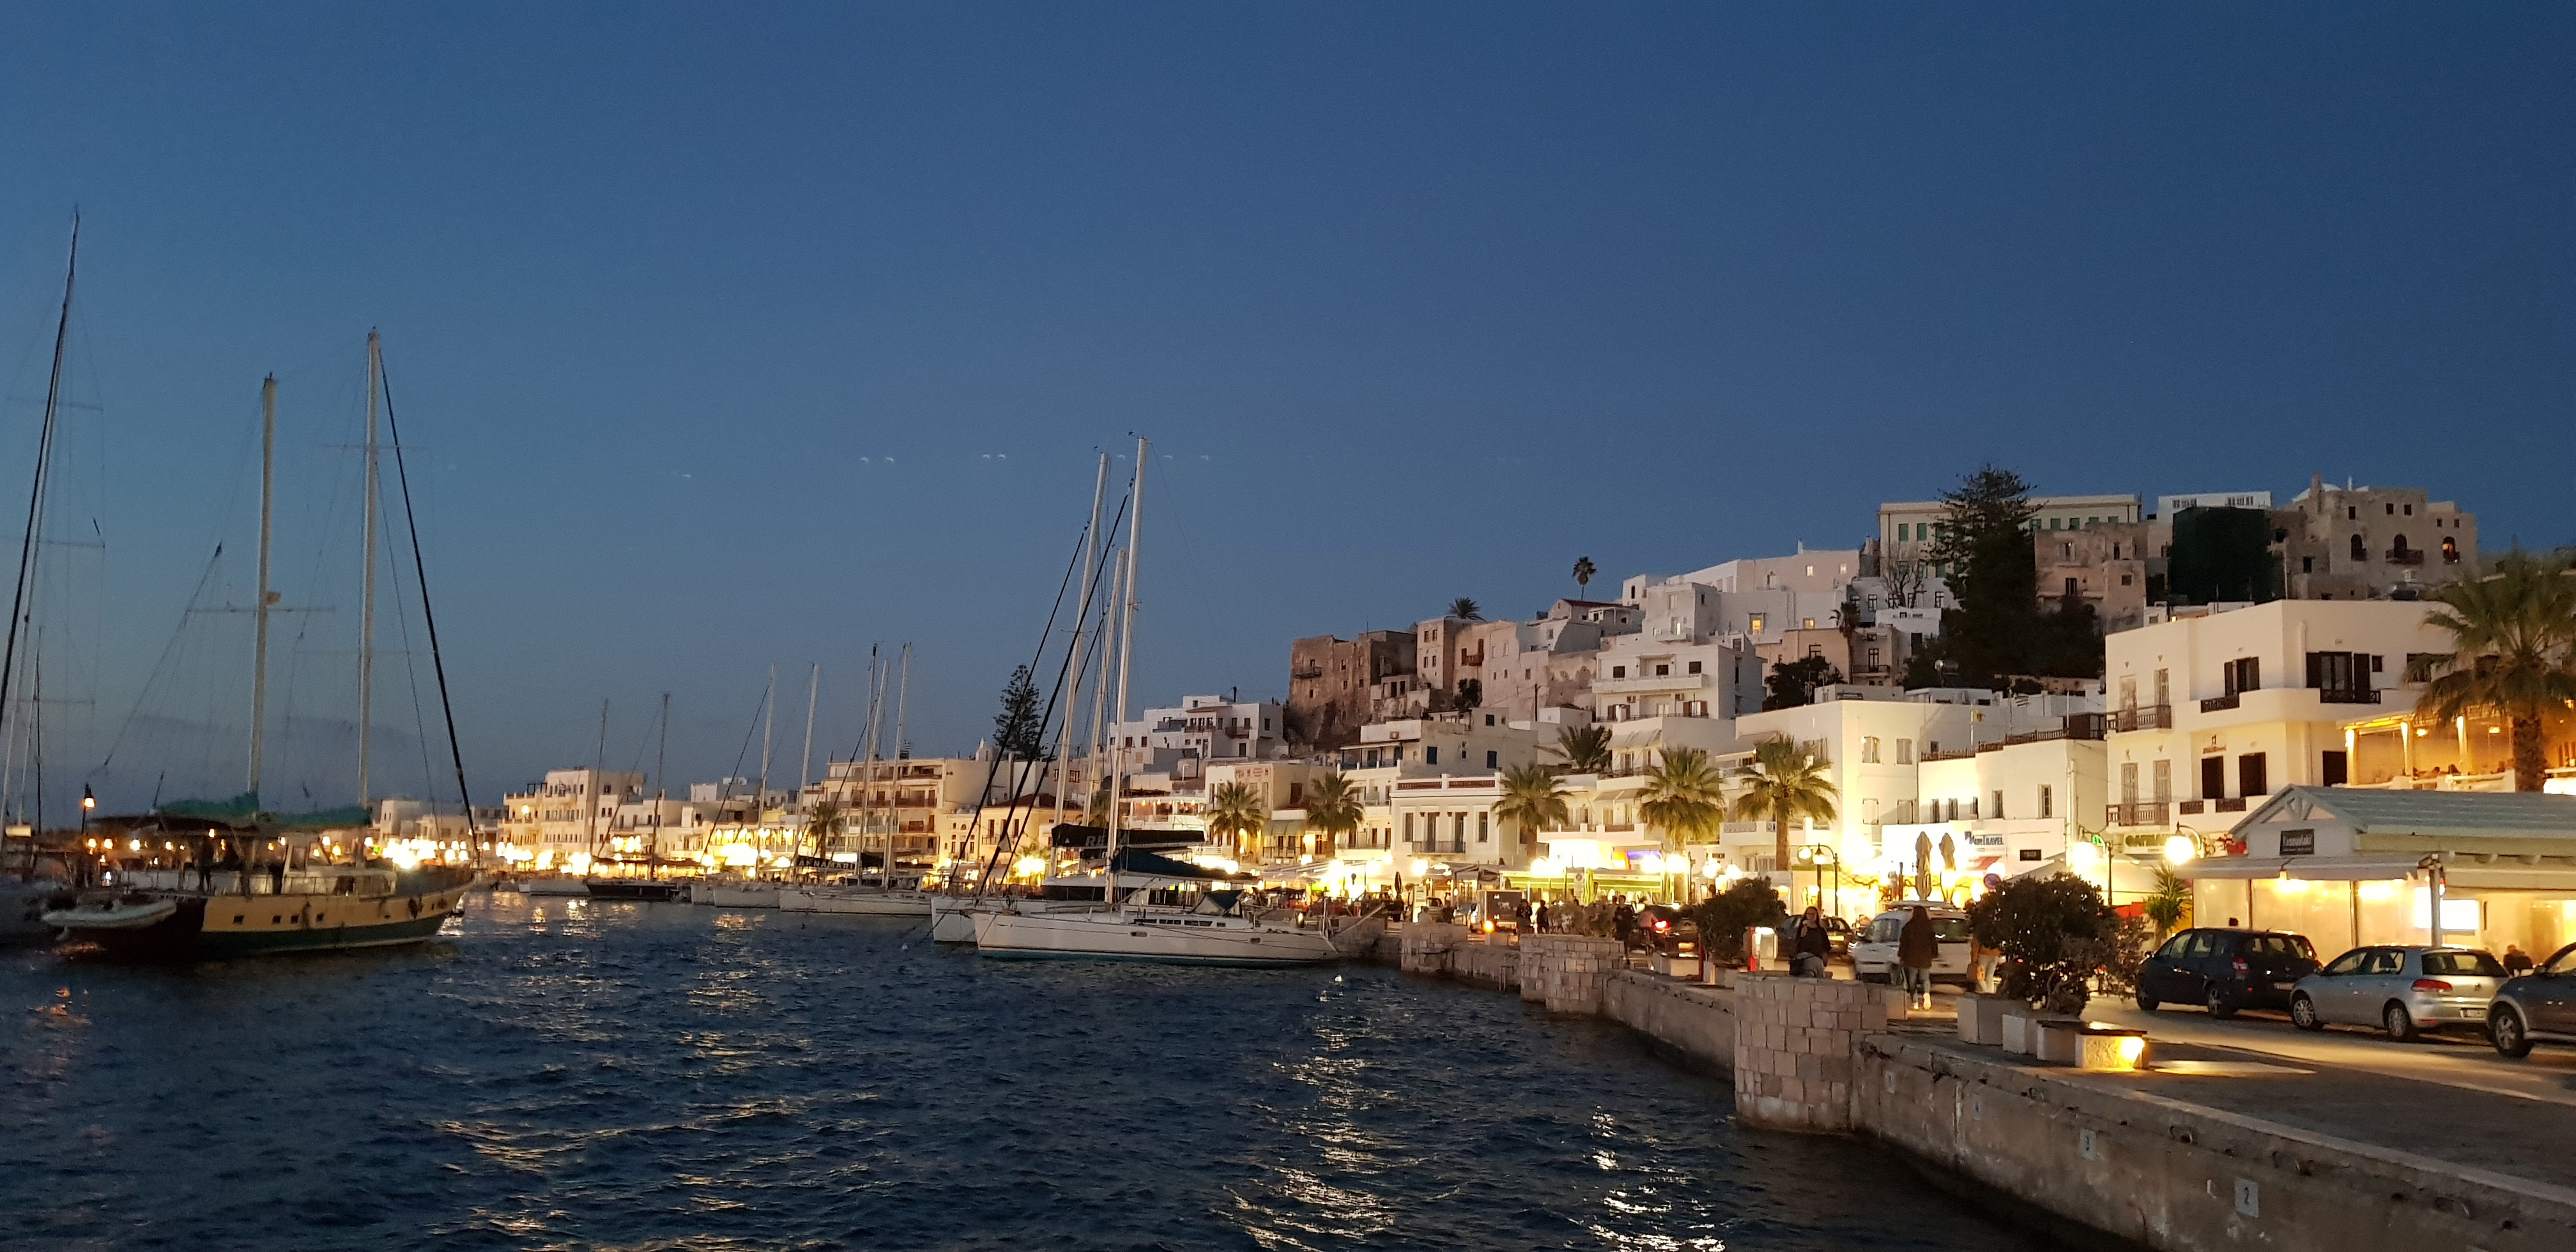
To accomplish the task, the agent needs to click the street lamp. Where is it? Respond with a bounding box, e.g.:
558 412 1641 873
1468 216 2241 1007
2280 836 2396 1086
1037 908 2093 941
80 785 95 837
2071 825 2115 906
1797 843 1843 918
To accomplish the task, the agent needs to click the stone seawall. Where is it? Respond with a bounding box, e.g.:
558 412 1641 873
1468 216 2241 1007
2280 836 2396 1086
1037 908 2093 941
1858 1034 2576 1252
1554 969 2576 1251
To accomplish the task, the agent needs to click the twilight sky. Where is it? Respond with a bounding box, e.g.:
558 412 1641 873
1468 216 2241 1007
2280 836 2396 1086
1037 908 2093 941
0 3 2570 814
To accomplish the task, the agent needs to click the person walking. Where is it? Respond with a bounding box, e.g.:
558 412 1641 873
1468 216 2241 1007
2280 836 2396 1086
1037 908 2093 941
1791 905 1832 979
1612 894 1637 947
1897 903 1937 1009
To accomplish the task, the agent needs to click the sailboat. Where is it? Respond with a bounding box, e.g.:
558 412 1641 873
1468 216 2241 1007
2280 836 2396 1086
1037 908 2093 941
974 439 1375 966
44 333 477 956
781 645 935 917
0 222 80 943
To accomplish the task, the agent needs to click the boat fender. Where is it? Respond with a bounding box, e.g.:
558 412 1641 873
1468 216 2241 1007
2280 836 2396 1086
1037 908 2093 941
408 897 421 919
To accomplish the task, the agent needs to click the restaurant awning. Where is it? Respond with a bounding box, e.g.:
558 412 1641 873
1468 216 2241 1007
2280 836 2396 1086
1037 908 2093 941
2177 855 2419 881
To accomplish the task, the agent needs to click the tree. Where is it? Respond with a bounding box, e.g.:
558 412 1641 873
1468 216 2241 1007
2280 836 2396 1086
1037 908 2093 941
992 664 1045 759
1729 735 1839 883
1639 745 1727 900
1689 878 1786 966
1455 677 1482 711
1203 781 1269 861
1449 597 1483 621
1965 873 2119 1013
1923 464 2104 686
1301 772 1361 859
2412 551 2576 791
1763 655 1844 710
1551 723 1613 774
2142 865 2192 938
1572 556 1597 595
1494 762 1570 850
802 800 844 860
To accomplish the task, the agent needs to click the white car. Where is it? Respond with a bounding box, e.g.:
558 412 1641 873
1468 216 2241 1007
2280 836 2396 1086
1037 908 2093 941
1851 903 1974 986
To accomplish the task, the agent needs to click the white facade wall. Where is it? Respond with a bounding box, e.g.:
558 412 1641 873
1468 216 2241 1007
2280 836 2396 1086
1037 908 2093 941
2103 600 2448 837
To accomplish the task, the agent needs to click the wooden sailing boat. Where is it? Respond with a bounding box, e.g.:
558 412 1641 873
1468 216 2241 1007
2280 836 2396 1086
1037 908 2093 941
45 332 477 956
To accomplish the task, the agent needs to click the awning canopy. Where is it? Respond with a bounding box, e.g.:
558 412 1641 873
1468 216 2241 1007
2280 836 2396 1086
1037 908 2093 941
2178 855 2419 882
1110 848 1252 882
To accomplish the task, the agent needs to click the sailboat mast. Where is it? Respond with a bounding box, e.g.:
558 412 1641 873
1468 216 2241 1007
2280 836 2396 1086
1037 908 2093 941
1105 438 1147 901
1053 454 1107 839
249 375 276 806
756 663 776 810
652 692 669 873
0 217 75 827
357 332 382 811
799 663 819 797
892 643 910 761
586 699 608 866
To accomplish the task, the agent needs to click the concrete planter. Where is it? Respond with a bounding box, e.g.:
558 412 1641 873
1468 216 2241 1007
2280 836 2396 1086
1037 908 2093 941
2000 1007 2040 1055
1956 995 2016 1046
2032 1018 2092 1064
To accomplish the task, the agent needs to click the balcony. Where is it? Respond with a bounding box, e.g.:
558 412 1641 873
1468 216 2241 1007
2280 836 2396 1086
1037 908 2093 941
2214 797 2248 813
2200 693 2241 713
1593 672 1709 696
2385 547 2425 566
2107 705 2171 733
2106 802 2170 827
2317 687 2381 705
2178 800 2205 816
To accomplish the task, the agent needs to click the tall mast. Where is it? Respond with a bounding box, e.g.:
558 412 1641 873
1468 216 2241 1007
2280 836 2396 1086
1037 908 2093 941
586 699 608 865
1105 438 1147 903
0 217 75 827
799 663 819 797
862 647 887 882
1053 454 1108 837
356 331 382 810
249 375 276 806
756 663 776 810
652 692 670 872
892 643 911 761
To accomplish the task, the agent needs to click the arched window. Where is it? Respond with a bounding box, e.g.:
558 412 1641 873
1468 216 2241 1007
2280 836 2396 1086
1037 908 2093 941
2442 537 2460 563
2391 533 2411 557
2350 534 2368 562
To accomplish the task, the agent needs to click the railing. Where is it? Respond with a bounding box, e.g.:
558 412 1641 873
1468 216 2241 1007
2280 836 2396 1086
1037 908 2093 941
2214 797 2248 813
2106 802 2170 827
2107 705 2171 732
2200 693 2241 713
2386 548 2425 566
2317 687 2381 705
2178 800 2205 816
1921 747 1979 763
1290 666 1322 680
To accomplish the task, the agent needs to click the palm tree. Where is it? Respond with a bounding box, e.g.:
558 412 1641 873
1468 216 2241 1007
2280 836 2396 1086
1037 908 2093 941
2412 551 2576 791
1493 763 1571 853
1729 735 1839 883
1639 745 1727 901
1572 556 1597 596
1551 723 1613 774
1203 781 1270 862
1301 772 1362 859
802 800 844 863
1449 597 1483 621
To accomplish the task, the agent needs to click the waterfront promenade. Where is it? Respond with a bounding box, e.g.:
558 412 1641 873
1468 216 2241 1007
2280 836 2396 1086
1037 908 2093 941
1393 926 2576 1252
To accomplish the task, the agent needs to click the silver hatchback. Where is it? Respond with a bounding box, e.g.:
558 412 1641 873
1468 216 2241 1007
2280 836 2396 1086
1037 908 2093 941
2290 946 2508 1041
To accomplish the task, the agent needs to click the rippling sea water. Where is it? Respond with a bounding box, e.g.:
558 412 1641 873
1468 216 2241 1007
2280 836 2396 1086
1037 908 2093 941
3 896 2050 1251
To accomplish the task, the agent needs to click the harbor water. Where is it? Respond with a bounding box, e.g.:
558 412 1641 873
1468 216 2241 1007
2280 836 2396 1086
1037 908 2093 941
3 895 2050 1250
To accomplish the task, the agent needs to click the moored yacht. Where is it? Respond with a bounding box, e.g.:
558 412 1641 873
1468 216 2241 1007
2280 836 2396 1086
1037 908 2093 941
45 834 473 958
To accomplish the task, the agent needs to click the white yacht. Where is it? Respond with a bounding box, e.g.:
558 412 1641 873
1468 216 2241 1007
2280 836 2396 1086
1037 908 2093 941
780 882 932 916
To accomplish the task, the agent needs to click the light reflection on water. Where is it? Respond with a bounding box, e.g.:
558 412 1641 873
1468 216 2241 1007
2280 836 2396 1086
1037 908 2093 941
3 896 2051 1250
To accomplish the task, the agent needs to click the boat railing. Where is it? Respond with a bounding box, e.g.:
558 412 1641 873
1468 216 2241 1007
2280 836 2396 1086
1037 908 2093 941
111 867 399 897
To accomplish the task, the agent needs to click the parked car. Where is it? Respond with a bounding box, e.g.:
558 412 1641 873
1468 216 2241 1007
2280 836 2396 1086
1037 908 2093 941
2136 928 2320 1017
2289 946 2506 1041
1823 916 1854 959
1632 904 1698 956
2488 941 2576 1058
1850 904 1973 986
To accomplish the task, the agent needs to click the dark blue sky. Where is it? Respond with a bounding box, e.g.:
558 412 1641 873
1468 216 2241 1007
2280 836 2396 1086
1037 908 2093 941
0 4 2569 811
